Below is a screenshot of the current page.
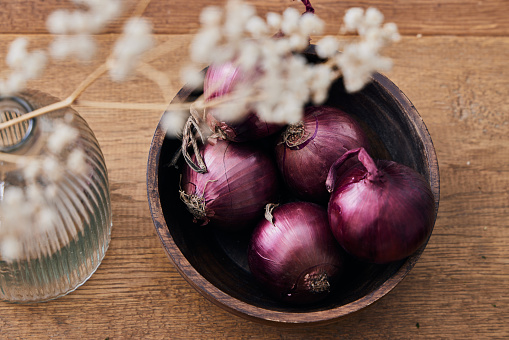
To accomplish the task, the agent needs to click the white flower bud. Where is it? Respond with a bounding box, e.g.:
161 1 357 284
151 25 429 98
6 38 28 68
365 7 384 28
200 6 222 26
299 13 324 36
67 149 89 175
316 36 340 58
162 111 189 138
266 12 281 29
1 236 22 261
180 65 204 89
46 10 72 34
246 16 268 37
47 122 78 154
281 7 300 34
343 7 364 32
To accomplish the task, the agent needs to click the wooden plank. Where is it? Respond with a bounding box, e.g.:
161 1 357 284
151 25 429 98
0 34 508 338
1 0 509 36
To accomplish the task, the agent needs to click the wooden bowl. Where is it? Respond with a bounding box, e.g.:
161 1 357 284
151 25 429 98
147 69 440 326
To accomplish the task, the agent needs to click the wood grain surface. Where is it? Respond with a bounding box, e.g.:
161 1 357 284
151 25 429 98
1 0 508 339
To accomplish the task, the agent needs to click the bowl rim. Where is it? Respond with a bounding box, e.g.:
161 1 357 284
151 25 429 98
146 72 440 326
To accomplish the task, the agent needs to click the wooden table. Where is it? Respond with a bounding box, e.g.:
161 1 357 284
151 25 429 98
1 0 508 338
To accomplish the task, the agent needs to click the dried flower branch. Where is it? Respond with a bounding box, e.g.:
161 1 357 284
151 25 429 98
160 0 399 139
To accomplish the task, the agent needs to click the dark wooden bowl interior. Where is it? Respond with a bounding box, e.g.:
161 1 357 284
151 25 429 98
147 63 440 325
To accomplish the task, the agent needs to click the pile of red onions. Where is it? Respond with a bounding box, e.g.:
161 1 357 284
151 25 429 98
178 20 435 303
180 139 279 231
178 106 436 304
204 62 282 142
275 105 370 203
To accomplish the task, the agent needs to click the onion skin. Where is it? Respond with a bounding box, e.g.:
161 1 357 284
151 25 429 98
204 62 282 142
275 105 370 203
327 148 436 264
248 202 344 304
181 140 279 231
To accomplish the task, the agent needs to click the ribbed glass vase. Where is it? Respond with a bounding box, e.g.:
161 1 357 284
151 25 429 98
0 90 112 303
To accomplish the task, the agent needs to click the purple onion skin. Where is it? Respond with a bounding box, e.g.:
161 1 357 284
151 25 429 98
248 202 344 305
181 140 279 231
327 148 436 264
204 62 282 142
275 105 370 203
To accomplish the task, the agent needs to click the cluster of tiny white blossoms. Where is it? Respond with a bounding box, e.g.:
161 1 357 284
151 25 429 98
184 0 328 126
0 116 89 260
0 38 47 96
1 1 157 261
108 17 155 82
330 7 401 92
176 0 399 132
0 0 125 97
46 0 123 60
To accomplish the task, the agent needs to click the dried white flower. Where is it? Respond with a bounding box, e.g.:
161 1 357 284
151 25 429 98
191 28 222 63
365 7 384 30
299 13 324 36
38 207 57 233
1 236 22 261
109 17 155 81
162 111 189 137
246 16 268 38
47 122 79 154
0 38 47 95
222 0 256 41
316 36 340 58
281 7 300 35
6 38 29 68
185 0 399 127
46 0 122 35
19 158 41 182
180 65 204 89
338 41 393 92
266 12 281 29
50 35 97 61
343 7 365 32
237 40 259 70
43 156 64 182
3 187 24 207
200 6 223 26
67 149 89 175
288 34 309 50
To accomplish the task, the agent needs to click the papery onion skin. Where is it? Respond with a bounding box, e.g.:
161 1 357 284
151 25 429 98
204 62 282 142
275 105 370 203
248 202 344 304
327 148 436 264
181 140 279 231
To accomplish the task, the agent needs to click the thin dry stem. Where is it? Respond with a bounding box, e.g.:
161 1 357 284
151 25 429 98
0 151 27 163
0 63 108 131
137 62 172 102
0 98 73 130
68 63 109 103
142 39 180 64
76 100 169 111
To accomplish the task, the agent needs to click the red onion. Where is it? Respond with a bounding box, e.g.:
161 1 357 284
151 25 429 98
275 105 370 203
180 140 279 231
204 62 282 142
326 148 436 264
248 202 345 304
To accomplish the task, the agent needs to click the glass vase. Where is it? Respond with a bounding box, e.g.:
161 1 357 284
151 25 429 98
0 90 112 303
